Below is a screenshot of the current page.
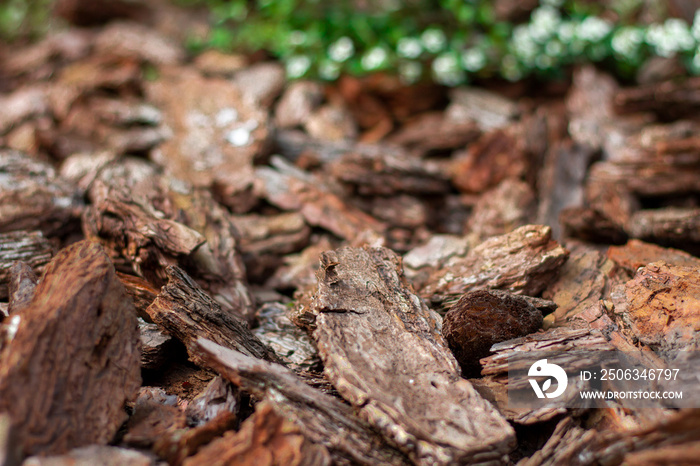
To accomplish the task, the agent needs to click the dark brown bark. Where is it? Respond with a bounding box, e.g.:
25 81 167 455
1 230 52 301
309 246 515 464
0 241 141 456
7 262 38 315
191 338 410 465
146 266 278 364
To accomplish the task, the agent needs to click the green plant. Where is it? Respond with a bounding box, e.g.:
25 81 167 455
0 0 54 42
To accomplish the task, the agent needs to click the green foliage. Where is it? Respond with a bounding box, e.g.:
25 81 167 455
0 0 54 42
183 0 700 84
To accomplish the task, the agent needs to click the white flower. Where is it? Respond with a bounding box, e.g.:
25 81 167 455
361 47 388 70
577 16 612 42
461 48 486 71
557 21 576 43
285 55 311 78
693 10 700 41
611 27 644 59
328 36 354 62
319 60 341 80
511 25 539 65
545 40 564 57
665 18 695 51
288 30 307 46
530 6 560 42
421 28 447 53
645 19 694 58
399 61 422 84
397 37 423 59
432 53 464 85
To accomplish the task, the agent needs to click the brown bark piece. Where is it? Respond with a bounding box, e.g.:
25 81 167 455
0 231 52 301
123 388 186 449
610 261 700 351
0 150 81 235
146 266 278 363
185 376 239 428
146 67 268 210
450 127 529 194
566 66 618 150
443 290 543 375
614 76 700 119
543 244 617 325
118 273 159 320
54 0 152 26
256 156 386 241
607 239 700 274
421 225 569 308
22 445 155 466
309 246 515 464
388 111 481 154
627 207 700 249
7 262 38 315
327 151 450 196
191 338 410 465
403 234 471 291
467 179 536 243
0 241 141 456
183 401 331 466
139 319 173 371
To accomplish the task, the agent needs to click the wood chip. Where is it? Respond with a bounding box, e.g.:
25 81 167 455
0 241 141 456
309 246 515 464
421 225 569 308
191 338 410 465
146 266 278 363
0 231 52 301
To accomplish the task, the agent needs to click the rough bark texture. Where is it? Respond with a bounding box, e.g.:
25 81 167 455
183 401 331 466
0 232 52 301
191 338 410 465
443 290 543 375
7 262 39 315
610 261 700 352
309 246 515 465
0 150 82 236
146 266 278 363
0 241 141 456
421 225 569 308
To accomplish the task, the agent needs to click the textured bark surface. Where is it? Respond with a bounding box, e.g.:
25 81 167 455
607 239 700 274
421 225 569 308
183 401 331 466
146 266 278 363
309 246 515 465
0 241 141 456
443 290 543 375
0 150 82 235
6 262 39 315
0 232 52 301
192 338 410 465
611 261 700 352
139 319 173 370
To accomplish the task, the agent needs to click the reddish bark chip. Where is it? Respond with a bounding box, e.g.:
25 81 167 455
442 290 543 375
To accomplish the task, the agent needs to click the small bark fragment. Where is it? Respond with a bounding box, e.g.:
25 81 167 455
0 150 81 236
0 241 141 456
613 76 700 119
191 338 410 465
7 262 38 315
443 290 543 375
185 377 239 428
0 231 52 301
255 156 386 241
627 207 700 250
146 266 278 363
139 319 174 371
421 225 569 308
123 388 186 449
310 247 515 464
183 401 331 466
467 179 536 243
388 111 481 154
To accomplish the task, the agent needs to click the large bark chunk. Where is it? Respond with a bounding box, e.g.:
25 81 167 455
0 231 52 301
421 225 569 308
309 246 515 465
611 261 700 352
146 266 278 363
191 338 410 465
0 241 141 456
